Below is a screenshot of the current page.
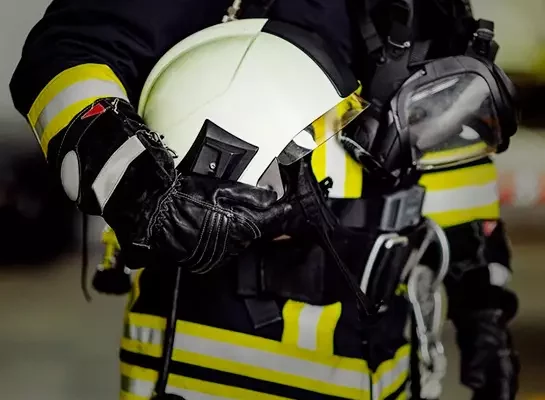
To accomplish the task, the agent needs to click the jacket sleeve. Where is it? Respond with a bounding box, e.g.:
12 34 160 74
10 0 231 155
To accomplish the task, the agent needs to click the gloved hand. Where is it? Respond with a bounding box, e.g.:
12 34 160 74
454 309 520 400
49 97 292 272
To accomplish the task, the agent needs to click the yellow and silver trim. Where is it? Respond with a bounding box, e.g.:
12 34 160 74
27 63 128 154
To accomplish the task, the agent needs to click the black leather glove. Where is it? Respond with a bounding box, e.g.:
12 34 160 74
455 309 520 400
48 97 292 272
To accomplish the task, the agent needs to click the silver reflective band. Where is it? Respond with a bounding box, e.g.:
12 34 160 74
125 325 370 391
173 332 368 390
34 79 128 137
372 355 409 400
122 375 234 400
92 136 146 211
121 375 155 398
296 304 324 351
125 324 163 346
422 182 498 214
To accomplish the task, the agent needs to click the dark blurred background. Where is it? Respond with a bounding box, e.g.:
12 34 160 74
1 0 545 399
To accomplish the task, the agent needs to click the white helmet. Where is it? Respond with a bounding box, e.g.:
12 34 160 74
138 19 369 196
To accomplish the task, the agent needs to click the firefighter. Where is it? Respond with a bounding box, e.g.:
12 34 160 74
10 0 519 399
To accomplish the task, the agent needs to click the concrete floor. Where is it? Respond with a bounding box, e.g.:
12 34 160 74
0 215 544 400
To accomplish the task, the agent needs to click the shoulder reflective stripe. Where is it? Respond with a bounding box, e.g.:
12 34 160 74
420 162 500 226
422 182 498 214
424 203 500 228
92 136 146 211
281 301 341 354
418 163 497 191
28 63 126 127
34 79 127 138
126 312 367 371
372 345 410 400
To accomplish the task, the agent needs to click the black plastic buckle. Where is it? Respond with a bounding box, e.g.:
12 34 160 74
470 19 496 60
379 185 425 231
319 177 334 198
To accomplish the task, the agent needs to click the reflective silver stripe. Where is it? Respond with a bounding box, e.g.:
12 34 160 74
173 331 368 390
422 181 498 214
92 136 145 211
122 376 230 400
167 386 226 400
121 375 155 398
296 304 324 350
372 355 409 400
34 79 128 137
124 324 369 391
125 324 163 346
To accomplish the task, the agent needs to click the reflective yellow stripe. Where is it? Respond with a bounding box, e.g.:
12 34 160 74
424 203 500 227
395 391 408 400
372 345 410 400
336 94 363 198
121 337 368 399
120 390 149 400
316 302 342 355
281 301 342 355
311 115 328 182
127 312 366 371
310 89 364 199
419 162 497 190
281 300 305 347
344 152 363 198
419 142 490 167
121 363 292 400
101 225 120 270
126 269 144 312
420 162 499 227
123 313 370 398
27 64 127 154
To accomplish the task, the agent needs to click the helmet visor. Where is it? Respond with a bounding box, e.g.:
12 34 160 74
277 88 370 165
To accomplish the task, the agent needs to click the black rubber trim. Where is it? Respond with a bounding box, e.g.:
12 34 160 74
262 20 358 98
120 350 353 400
